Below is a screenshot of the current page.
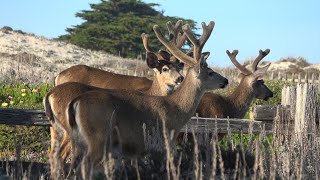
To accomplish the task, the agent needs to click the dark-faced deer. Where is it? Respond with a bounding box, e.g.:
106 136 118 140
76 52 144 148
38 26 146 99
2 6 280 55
196 49 273 118
66 21 228 179
44 27 186 179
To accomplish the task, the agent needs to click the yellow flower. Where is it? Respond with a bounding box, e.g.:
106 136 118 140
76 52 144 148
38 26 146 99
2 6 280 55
32 89 39 93
9 101 14 105
1 102 8 107
21 89 26 93
21 93 27 97
19 100 24 104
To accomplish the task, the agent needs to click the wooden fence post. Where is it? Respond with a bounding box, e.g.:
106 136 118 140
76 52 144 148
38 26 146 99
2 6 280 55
304 73 309 83
281 86 297 118
294 83 318 141
281 86 297 106
270 71 274 80
291 73 295 83
298 73 302 83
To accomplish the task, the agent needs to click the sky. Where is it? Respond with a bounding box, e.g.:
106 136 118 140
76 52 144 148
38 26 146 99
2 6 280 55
1 0 319 67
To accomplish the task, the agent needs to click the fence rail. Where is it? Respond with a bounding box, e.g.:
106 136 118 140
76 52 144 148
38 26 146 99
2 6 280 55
0 83 318 136
0 108 273 134
267 72 320 84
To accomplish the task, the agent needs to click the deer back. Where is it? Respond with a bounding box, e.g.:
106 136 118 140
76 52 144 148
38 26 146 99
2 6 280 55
55 64 152 91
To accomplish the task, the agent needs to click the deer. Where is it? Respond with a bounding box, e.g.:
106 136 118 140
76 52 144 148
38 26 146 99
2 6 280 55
66 20 228 179
43 22 186 179
196 49 273 119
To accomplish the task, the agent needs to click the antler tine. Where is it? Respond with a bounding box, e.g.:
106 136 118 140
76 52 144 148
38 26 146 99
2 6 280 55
199 21 215 51
252 49 270 71
226 50 251 75
141 33 154 52
153 24 195 66
182 21 215 61
176 32 187 49
166 20 184 46
173 20 187 48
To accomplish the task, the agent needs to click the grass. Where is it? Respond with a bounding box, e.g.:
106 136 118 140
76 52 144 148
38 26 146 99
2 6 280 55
38 111 319 179
0 80 318 179
0 83 52 109
0 83 52 161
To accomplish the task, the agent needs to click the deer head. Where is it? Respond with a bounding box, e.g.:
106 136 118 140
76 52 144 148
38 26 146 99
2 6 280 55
154 20 228 91
141 33 184 94
66 21 228 179
227 49 273 100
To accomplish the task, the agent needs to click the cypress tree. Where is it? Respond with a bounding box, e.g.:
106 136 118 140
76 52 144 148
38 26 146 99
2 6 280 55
59 0 197 58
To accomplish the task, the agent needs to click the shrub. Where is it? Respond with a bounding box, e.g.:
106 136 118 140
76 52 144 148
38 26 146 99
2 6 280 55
0 83 52 157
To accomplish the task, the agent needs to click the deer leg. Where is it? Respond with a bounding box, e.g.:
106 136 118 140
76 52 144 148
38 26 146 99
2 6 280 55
57 133 72 177
53 128 68 179
81 154 93 180
65 132 84 179
49 127 57 179
81 130 106 180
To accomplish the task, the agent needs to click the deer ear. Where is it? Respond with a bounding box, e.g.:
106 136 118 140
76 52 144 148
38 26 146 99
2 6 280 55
253 63 271 78
199 54 208 69
146 52 160 68
158 50 171 61
202 52 210 60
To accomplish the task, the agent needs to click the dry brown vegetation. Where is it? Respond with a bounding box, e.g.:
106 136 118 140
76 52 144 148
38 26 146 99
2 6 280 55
0 29 152 84
1 28 320 179
1 27 319 84
1 113 319 179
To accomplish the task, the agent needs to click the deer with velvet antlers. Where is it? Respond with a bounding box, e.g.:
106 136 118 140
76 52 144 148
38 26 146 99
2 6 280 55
43 21 187 180
66 21 228 179
196 49 273 118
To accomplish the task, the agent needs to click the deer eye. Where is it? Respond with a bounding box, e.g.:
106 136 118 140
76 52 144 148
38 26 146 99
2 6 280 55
162 67 169 72
177 63 184 69
257 80 264 84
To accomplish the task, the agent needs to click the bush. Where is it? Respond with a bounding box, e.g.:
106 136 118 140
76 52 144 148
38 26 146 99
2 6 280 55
254 80 293 106
0 83 53 159
0 83 52 109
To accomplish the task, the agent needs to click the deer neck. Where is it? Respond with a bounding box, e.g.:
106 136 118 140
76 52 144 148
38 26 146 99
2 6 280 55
227 81 255 118
145 77 172 96
168 72 205 118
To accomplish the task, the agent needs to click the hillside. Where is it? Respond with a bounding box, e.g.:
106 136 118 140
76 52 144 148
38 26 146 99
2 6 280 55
0 27 150 84
0 26 319 84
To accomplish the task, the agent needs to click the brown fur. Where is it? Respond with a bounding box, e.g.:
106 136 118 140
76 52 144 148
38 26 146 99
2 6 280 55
67 58 228 179
196 50 273 119
197 77 272 118
55 64 152 90
44 53 184 179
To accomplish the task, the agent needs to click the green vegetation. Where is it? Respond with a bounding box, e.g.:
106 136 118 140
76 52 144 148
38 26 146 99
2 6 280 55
0 83 52 109
0 83 52 156
59 0 197 58
254 80 293 106
0 80 291 161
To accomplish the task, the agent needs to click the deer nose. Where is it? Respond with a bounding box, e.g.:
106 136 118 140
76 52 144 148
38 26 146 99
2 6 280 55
264 92 273 101
220 78 228 88
176 76 184 83
224 78 229 85
268 91 273 98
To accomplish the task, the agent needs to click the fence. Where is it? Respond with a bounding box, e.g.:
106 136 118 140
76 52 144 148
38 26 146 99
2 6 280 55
268 72 320 84
217 68 320 85
0 83 318 136
0 108 273 134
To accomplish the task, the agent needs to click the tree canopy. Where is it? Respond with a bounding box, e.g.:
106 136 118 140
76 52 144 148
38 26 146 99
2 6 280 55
59 0 197 58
